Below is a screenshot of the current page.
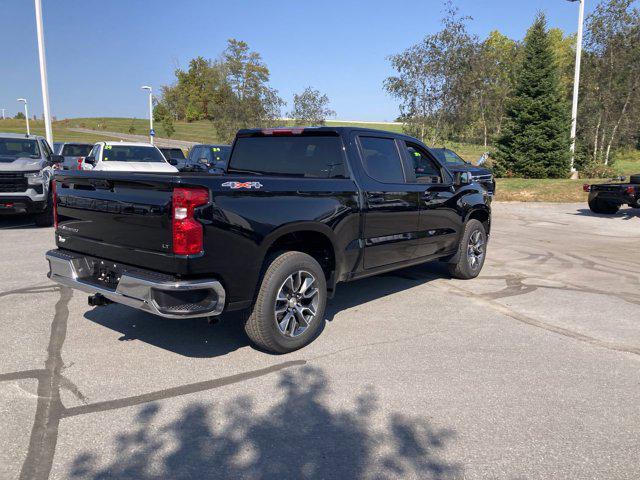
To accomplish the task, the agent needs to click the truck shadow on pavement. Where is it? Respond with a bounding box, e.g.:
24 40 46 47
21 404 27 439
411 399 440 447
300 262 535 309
572 207 640 220
82 263 447 358
0 215 38 230
68 365 460 480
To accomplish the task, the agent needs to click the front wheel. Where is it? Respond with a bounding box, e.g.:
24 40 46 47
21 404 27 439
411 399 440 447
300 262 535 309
33 191 54 227
448 219 487 280
244 251 327 353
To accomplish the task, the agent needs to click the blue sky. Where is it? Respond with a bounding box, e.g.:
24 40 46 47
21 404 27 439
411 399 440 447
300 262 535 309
1 0 604 121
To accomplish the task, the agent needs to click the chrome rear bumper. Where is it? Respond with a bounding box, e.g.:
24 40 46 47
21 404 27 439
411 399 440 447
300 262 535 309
45 249 225 319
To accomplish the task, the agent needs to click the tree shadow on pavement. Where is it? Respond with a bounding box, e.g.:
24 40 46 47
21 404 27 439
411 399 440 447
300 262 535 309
572 207 640 220
68 366 459 480
83 262 447 358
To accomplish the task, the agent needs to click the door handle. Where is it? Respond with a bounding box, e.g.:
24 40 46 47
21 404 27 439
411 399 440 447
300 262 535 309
422 190 436 201
367 195 385 205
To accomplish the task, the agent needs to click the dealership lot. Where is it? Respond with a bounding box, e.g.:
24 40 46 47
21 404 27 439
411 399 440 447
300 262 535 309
1 202 639 480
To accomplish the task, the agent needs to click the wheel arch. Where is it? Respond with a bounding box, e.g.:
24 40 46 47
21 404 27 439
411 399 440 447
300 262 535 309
465 205 491 234
260 222 342 292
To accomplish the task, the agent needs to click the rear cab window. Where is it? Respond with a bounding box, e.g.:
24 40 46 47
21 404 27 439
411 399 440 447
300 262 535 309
61 144 93 157
228 135 346 178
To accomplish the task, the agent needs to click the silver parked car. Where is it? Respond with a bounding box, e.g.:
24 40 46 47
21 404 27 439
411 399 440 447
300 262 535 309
0 133 63 226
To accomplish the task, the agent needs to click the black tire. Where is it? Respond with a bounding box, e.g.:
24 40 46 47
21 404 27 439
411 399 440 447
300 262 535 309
448 219 487 280
588 197 620 214
630 174 640 185
244 251 327 354
33 190 54 227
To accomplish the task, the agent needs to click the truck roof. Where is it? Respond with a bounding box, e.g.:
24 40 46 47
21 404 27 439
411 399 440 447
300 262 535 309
0 132 46 141
99 141 156 147
236 126 421 142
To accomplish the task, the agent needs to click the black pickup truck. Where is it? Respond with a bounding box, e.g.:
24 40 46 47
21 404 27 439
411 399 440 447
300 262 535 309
584 174 640 214
46 127 491 353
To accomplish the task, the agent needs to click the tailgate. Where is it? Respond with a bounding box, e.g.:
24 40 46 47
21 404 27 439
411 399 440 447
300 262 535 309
55 171 179 272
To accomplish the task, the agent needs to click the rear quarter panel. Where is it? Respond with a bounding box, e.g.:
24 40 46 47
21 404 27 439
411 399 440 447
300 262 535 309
189 175 361 307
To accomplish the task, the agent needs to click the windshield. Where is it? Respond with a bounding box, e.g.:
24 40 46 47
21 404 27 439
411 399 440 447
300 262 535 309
61 144 93 157
432 148 467 165
0 138 40 162
161 148 186 160
102 145 166 163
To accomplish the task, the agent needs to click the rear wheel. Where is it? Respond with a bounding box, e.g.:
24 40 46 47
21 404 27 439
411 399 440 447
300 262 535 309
588 197 620 214
448 219 487 280
244 251 327 353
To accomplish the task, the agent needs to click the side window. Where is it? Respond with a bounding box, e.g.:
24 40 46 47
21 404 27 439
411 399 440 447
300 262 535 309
89 144 101 160
406 143 442 183
41 140 53 159
359 136 405 183
189 146 202 163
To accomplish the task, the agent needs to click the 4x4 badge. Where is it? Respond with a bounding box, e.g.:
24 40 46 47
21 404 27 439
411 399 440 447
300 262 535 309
222 181 263 190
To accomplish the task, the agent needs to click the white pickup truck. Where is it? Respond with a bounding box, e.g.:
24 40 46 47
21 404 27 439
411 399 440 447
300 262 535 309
84 142 179 173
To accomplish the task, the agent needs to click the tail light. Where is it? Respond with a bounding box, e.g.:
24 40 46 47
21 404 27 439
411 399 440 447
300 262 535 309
583 184 591 192
172 187 209 255
52 179 58 229
626 186 635 195
77 157 84 170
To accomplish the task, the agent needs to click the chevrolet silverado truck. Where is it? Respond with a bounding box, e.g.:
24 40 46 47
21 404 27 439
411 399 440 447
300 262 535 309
45 127 491 353
1 133 63 226
584 174 640 214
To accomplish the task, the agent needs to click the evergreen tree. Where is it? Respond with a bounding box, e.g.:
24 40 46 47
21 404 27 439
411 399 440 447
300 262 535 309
494 13 571 178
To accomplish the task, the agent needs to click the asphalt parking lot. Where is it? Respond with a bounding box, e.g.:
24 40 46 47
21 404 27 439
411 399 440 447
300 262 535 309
1 202 639 480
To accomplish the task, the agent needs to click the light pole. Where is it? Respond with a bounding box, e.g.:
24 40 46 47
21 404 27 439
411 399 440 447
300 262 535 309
34 0 53 146
17 98 30 135
141 85 154 145
568 0 585 178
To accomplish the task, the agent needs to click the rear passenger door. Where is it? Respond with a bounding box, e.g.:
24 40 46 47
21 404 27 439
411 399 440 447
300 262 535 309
355 134 424 270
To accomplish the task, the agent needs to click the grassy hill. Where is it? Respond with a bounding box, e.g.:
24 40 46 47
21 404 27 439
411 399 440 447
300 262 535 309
1 116 488 161
2 116 637 202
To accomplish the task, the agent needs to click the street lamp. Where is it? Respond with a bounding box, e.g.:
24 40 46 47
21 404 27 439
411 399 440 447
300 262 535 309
141 85 154 145
34 0 53 146
17 98 30 136
567 0 585 178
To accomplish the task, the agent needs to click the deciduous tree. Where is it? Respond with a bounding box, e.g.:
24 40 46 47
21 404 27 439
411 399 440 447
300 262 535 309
288 87 336 126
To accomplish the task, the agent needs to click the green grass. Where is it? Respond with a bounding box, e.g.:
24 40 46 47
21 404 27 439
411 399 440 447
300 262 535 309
0 118 116 143
612 149 640 176
495 149 640 202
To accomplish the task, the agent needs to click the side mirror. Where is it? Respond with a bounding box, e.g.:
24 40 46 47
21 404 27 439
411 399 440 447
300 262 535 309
168 158 178 166
47 155 64 167
454 171 472 186
84 156 96 165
